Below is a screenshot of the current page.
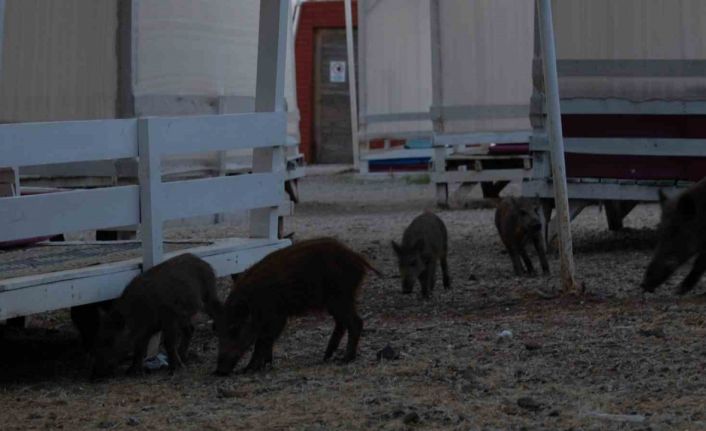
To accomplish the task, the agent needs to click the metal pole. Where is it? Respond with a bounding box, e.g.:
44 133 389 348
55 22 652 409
537 0 578 293
0 0 18 196
344 0 360 170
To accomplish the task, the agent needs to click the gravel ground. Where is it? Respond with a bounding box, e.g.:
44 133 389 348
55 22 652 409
1 173 705 430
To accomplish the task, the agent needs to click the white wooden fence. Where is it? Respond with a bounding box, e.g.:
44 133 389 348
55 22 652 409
0 0 293 320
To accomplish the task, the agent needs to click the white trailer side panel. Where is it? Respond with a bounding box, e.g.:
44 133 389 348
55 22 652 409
553 0 706 101
437 0 534 134
0 0 118 122
361 0 433 138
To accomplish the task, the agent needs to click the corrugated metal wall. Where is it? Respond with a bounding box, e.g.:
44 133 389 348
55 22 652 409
0 0 118 122
134 0 259 112
360 0 433 138
553 0 706 101
437 0 533 135
359 0 533 139
134 0 298 121
133 0 299 175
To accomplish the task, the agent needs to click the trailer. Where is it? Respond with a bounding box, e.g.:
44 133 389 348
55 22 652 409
356 0 535 201
0 0 294 321
525 0 706 233
356 0 434 173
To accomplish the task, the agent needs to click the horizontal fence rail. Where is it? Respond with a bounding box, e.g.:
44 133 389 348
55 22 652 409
161 172 284 221
0 119 138 167
0 113 287 247
434 131 531 147
145 112 286 156
0 186 140 242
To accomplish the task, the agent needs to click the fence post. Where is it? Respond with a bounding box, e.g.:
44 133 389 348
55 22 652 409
357 0 369 173
344 0 360 170
429 0 449 208
537 0 578 293
250 0 288 240
138 118 163 269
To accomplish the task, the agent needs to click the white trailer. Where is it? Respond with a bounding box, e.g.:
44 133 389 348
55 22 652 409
525 0 706 231
356 0 534 202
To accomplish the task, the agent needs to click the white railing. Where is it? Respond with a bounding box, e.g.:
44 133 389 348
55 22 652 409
0 112 286 270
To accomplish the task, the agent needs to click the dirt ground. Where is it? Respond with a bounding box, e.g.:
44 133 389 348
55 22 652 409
1 173 705 430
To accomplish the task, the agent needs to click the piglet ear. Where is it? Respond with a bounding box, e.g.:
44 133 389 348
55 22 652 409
677 194 697 218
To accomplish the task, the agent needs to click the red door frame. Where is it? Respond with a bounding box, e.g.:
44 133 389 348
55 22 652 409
295 0 357 163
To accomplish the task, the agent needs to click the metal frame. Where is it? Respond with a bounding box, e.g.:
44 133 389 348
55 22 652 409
0 0 293 321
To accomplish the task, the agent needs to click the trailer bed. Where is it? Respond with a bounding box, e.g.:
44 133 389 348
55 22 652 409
0 238 289 320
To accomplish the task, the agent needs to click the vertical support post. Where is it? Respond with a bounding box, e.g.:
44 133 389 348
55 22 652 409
138 118 163 270
0 0 17 198
344 0 360 170
12 167 19 196
116 0 135 118
215 98 227 224
434 146 449 209
0 0 6 74
357 0 369 173
429 0 443 134
430 0 448 209
251 0 288 240
537 0 578 293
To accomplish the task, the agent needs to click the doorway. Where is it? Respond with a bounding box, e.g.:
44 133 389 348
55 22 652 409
313 28 357 164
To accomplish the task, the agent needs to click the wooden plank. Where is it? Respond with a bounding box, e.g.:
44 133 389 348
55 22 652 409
189 238 291 277
362 148 436 161
0 119 137 167
0 256 140 292
0 186 139 242
161 173 283 221
251 0 288 241
431 168 530 184
0 238 291 319
146 112 286 156
250 147 283 240
447 154 531 161
532 138 706 157
0 266 139 320
138 118 163 270
538 0 577 293
255 0 288 113
434 131 531 147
